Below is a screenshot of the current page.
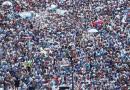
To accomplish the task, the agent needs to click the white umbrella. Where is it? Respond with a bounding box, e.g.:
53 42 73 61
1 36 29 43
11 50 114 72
36 13 39 17
30 11 35 14
96 6 104 12
88 29 98 33
61 64 69 67
30 11 39 17
40 49 48 56
19 12 32 18
117 8 121 10
116 15 120 19
44 48 51 51
56 9 68 15
2 1 12 6
51 4 57 8
47 4 57 11
55 45 61 49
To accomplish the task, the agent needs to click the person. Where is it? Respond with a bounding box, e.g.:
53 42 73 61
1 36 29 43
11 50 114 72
14 77 20 90
26 60 31 72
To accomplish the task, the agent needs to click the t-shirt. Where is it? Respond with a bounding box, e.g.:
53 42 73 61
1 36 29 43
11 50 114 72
27 61 31 67
66 51 70 57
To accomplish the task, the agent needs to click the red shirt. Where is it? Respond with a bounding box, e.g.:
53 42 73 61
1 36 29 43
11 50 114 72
16 6 19 11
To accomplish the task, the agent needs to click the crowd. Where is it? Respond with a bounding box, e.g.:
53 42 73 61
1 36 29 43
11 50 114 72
0 0 129 90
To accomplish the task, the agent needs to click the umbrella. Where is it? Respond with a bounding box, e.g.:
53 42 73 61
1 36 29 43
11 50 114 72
56 9 68 16
55 45 61 49
96 6 104 12
48 7 56 11
117 8 121 10
51 4 57 8
47 4 57 11
40 47 49 56
2 1 12 6
30 11 39 17
116 15 120 19
88 29 98 33
19 12 32 18
44 48 51 51
94 20 103 26
36 13 39 17
61 64 69 67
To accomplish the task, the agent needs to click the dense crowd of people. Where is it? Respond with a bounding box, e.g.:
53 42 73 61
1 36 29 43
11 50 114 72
0 0 129 90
